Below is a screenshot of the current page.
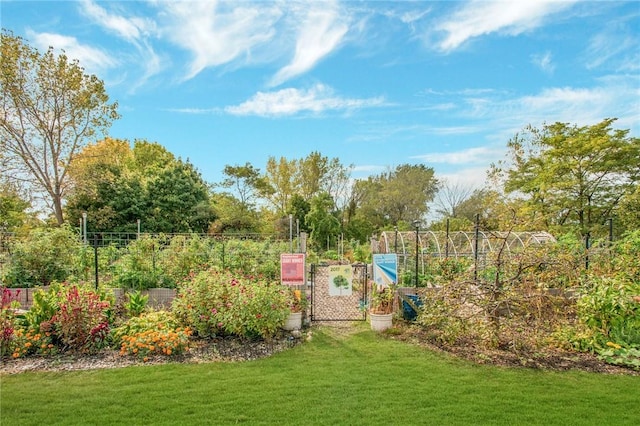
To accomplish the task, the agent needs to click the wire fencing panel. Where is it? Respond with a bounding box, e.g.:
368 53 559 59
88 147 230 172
310 263 368 322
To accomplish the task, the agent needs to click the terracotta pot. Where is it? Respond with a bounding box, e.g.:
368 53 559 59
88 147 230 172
370 312 393 332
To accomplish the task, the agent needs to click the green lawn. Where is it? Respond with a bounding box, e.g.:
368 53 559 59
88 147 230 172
1 325 639 425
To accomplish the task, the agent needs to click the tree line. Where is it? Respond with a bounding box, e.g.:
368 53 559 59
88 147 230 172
1 29 639 248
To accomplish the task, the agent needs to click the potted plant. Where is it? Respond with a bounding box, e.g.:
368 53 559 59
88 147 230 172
369 284 395 331
283 288 307 331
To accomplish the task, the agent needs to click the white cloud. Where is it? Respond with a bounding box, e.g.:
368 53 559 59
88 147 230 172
79 0 162 89
531 51 555 74
269 3 349 87
436 167 490 189
412 147 503 165
80 0 155 42
26 30 118 75
158 2 282 81
225 84 384 117
585 27 639 72
433 0 577 52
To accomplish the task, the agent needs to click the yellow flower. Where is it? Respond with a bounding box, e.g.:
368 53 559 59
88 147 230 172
606 342 622 349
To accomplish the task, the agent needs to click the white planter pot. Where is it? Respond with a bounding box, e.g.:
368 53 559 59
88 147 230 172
283 312 303 331
370 312 393 332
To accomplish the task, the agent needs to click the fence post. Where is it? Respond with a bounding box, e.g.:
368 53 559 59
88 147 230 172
93 234 99 290
585 232 590 270
474 214 480 282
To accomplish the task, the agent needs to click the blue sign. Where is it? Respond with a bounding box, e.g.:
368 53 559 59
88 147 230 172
373 254 397 287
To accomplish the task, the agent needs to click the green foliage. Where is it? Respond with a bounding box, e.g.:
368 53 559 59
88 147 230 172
18 284 63 331
172 269 290 339
576 276 640 347
66 139 214 233
0 30 119 225
111 310 180 346
111 236 173 290
370 284 395 314
355 164 438 228
597 344 640 370
1 226 82 287
157 234 213 284
305 192 341 251
0 183 30 232
49 284 113 353
491 119 640 237
219 239 287 280
417 289 471 345
124 290 149 317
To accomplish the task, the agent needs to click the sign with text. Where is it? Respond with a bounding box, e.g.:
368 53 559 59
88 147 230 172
280 253 306 285
328 264 353 296
372 254 398 287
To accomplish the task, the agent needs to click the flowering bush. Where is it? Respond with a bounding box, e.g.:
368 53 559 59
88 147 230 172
118 327 192 361
50 285 113 353
173 269 290 339
1 288 22 358
111 310 181 344
8 328 57 359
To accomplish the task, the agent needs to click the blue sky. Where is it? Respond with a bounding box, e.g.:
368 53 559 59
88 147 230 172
2 0 639 189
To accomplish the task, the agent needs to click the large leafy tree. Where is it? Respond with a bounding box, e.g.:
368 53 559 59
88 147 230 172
262 156 296 215
66 139 215 233
220 162 269 211
0 30 119 224
356 164 438 228
490 119 640 237
305 192 341 251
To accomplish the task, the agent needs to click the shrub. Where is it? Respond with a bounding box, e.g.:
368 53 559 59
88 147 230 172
158 234 213 284
111 310 180 345
2 226 82 287
49 284 113 353
113 311 190 361
172 269 290 339
1 288 21 357
118 327 191 361
124 290 149 317
576 276 640 348
7 328 56 359
111 236 174 290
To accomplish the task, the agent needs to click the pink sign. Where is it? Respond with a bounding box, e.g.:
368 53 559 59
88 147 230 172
280 253 306 285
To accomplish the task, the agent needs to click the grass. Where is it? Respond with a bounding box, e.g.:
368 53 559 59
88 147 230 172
1 324 639 425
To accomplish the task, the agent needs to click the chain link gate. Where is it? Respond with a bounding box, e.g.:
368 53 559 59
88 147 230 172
309 263 369 322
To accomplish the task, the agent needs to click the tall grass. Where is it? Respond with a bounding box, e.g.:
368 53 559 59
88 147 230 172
1 326 639 425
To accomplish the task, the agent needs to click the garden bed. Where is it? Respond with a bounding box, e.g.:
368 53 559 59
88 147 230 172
1 331 306 375
387 324 639 376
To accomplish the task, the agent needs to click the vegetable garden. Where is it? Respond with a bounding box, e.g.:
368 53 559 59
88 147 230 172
1 226 639 372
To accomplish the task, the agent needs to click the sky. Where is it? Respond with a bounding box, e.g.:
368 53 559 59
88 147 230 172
2 0 639 190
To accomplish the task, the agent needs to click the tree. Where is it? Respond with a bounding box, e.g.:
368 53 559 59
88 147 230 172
305 192 341 251
262 156 296 215
356 164 439 228
210 193 261 233
221 162 269 210
145 161 213 233
433 179 474 218
66 139 215 233
617 184 640 233
490 119 640 237
0 30 119 224
0 182 31 232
